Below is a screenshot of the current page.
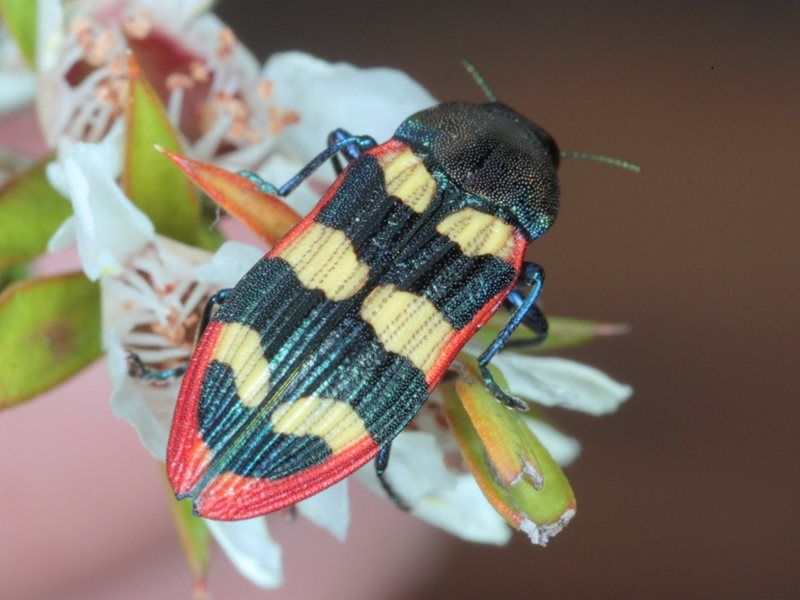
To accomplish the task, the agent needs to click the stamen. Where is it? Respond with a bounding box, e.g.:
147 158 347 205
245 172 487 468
87 102 113 141
217 27 236 60
69 16 94 37
166 73 194 91
132 347 192 363
189 59 210 83
192 109 234 160
86 30 117 67
258 79 274 99
122 12 152 40
123 332 175 347
166 74 194 125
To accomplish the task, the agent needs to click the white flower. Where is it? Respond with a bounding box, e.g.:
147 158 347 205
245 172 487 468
44 128 288 587
34 0 292 167
254 52 437 215
358 430 512 546
46 124 155 280
489 353 633 416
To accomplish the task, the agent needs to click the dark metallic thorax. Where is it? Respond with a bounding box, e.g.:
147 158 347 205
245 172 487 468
394 101 560 241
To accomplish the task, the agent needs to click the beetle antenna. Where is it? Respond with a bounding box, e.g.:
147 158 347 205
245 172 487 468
559 150 642 173
460 58 498 102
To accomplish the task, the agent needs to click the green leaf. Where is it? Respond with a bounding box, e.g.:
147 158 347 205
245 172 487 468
0 273 101 408
122 53 200 245
160 149 301 245
0 159 72 266
168 486 211 599
443 358 576 545
473 311 629 353
0 0 36 67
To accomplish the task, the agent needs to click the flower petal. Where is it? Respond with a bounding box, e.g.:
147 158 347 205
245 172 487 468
358 430 455 507
106 340 176 459
490 354 632 415
264 51 437 159
46 215 76 253
0 69 35 115
296 480 349 542
358 430 511 545
193 240 263 288
49 137 155 280
413 474 512 546
205 518 283 589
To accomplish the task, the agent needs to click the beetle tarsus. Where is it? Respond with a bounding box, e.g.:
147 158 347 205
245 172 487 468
127 352 188 381
376 445 410 511
239 170 279 195
479 362 529 411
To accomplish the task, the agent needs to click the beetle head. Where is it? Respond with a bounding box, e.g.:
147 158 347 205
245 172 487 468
395 102 560 241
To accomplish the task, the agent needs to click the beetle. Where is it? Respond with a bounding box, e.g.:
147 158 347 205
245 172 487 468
162 79 568 520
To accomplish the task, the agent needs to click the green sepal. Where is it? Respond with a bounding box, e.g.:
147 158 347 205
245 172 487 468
0 263 27 292
0 159 72 266
168 483 211 598
122 53 200 245
473 311 628 353
160 149 301 245
443 358 576 545
195 218 227 252
0 0 37 67
0 273 101 408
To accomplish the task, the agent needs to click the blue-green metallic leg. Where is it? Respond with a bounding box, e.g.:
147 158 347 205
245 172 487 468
503 293 548 348
239 133 377 196
376 444 410 511
478 262 545 411
327 128 367 175
127 289 232 381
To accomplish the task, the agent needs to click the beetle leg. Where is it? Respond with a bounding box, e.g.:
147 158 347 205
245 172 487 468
239 133 377 196
327 128 366 175
126 352 188 381
128 288 232 381
478 262 545 411
196 288 232 340
502 293 549 348
375 444 410 511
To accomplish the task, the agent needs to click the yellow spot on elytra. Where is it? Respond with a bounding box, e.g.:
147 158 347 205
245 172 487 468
377 147 436 213
213 323 270 408
278 222 370 301
436 208 516 260
360 284 454 375
270 397 369 452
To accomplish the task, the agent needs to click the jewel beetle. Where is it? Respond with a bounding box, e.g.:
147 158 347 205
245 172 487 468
162 74 582 520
